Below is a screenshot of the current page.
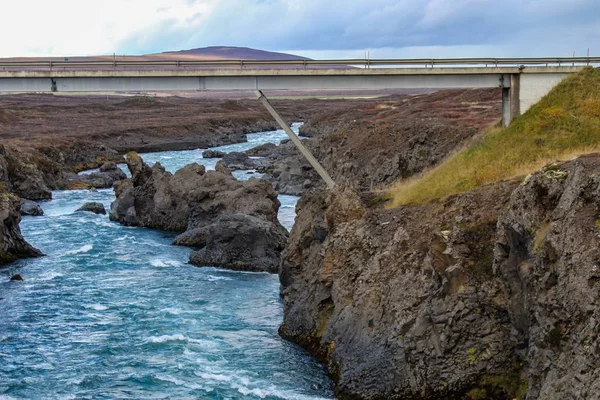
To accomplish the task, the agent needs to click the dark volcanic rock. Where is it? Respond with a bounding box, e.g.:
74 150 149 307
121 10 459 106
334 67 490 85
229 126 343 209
280 184 520 399
20 199 44 216
202 150 226 159
76 202 107 215
215 160 233 176
221 152 268 171
280 154 600 399
176 214 288 273
245 143 277 157
0 192 42 264
68 163 127 189
494 155 600 399
110 152 288 272
10 274 23 281
3 149 52 200
257 141 322 195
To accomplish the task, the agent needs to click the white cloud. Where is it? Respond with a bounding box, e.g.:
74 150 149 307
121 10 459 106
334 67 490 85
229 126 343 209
0 0 597 58
0 0 211 57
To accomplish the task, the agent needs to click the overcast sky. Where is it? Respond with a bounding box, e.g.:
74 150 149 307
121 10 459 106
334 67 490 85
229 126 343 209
1 0 598 58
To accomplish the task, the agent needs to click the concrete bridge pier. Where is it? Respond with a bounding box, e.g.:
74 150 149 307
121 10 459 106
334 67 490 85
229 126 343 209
502 74 521 127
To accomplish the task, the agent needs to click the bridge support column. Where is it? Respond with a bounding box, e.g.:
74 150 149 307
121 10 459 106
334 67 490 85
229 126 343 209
502 74 521 127
254 90 336 189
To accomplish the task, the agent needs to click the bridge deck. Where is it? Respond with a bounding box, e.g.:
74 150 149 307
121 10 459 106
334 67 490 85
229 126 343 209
0 66 584 93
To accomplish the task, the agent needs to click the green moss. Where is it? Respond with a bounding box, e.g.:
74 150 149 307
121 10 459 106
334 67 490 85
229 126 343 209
467 347 477 365
370 193 392 206
466 373 528 400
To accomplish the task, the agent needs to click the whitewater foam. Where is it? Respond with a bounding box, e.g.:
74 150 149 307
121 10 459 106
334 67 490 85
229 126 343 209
150 259 181 268
64 244 93 255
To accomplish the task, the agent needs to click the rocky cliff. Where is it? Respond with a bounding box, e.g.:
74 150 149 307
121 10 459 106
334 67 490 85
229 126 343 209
281 154 600 399
110 153 288 272
0 191 41 265
240 89 502 195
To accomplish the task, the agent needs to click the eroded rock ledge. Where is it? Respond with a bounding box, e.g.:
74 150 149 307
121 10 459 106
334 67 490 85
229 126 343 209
281 154 600 399
109 152 288 273
0 191 42 265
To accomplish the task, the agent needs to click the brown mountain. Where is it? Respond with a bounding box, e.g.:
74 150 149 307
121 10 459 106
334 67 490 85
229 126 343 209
1 46 309 63
156 46 310 61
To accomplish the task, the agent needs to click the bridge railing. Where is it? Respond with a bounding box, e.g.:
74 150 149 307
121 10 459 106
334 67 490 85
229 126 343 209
0 57 599 70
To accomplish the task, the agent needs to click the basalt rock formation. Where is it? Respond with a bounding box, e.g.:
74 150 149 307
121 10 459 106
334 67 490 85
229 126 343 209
0 191 42 264
281 154 600 399
110 152 288 272
494 154 600 399
68 162 127 190
76 202 107 215
20 199 44 216
0 142 124 200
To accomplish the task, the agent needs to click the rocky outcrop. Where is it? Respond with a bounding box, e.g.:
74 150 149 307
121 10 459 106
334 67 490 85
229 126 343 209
257 141 321 195
494 155 600 399
3 147 53 200
221 152 268 171
202 149 226 158
76 202 106 215
110 153 288 272
20 199 44 216
0 142 124 200
246 142 277 157
175 214 288 273
281 154 600 399
280 184 519 399
67 162 127 189
254 89 502 196
0 191 42 264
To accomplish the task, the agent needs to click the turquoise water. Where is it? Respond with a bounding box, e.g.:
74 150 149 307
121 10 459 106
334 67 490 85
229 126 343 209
0 126 334 400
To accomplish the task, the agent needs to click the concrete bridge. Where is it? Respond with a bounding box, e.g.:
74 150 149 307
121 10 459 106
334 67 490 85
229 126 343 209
0 57 597 187
1 57 597 126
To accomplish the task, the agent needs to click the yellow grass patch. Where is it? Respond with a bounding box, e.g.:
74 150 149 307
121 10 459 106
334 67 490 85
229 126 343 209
390 67 600 206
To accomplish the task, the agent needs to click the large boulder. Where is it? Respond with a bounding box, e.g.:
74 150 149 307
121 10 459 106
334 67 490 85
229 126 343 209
110 152 288 272
256 141 322 195
202 149 226 158
20 199 44 216
246 142 277 157
221 151 268 171
76 202 106 215
175 214 288 273
0 191 42 264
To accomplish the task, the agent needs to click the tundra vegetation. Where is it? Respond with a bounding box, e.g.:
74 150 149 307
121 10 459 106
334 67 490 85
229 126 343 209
391 67 600 205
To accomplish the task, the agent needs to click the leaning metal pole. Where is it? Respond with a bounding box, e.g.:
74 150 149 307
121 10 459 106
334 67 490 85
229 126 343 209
254 90 336 189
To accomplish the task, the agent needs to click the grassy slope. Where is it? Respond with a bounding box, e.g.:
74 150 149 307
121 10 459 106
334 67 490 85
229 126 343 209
390 67 600 206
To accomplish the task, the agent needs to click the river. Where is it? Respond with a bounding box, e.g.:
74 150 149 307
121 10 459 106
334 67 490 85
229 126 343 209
0 124 334 399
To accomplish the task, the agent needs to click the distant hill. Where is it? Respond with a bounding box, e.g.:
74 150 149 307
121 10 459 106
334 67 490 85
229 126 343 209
0 46 337 69
0 46 309 62
156 46 309 61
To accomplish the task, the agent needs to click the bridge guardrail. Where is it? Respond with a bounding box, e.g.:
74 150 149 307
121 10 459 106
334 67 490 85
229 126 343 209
0 57 599 70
